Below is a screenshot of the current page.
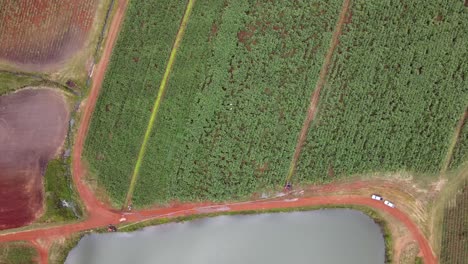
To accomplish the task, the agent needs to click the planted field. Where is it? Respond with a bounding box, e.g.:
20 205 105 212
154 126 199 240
449 110 468 169
84 0 189 204
296 0 468 182
0 242 37 263
85 0 342 205
440 180 467 264
134 0 343 204
0 0 97 66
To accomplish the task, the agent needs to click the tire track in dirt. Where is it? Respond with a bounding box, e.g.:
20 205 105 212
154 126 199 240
285 0 351 183
123 0 196 209
441 107 468 173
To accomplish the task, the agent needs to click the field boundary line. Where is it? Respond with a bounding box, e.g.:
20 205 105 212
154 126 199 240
123 0 196 209
441 107 468 174
285 0 351 183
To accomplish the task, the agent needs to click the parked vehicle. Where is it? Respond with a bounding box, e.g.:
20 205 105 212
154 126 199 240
371 194 383 201
107 224 117 232
384 200 395 208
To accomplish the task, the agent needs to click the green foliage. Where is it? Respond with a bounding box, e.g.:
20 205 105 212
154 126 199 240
450 117 468 169
84 0 188 204
440 179 467 264
296 0 468 182
85 0 467 207
0 242 37 264
133 0 341 205
415 257 424 264
0 72 42 95
39 159 82 223
85 0 341 205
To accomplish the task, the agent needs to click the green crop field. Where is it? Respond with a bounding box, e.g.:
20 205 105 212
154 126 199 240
296 0 468 182
450 113 468 169
440 179 467 264
0 242 37 264
85 0 341 206
84 0 188 204
85 0 468 207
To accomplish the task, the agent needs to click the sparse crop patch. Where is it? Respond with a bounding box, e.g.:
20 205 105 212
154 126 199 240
0 241 37 264
440 179 467 264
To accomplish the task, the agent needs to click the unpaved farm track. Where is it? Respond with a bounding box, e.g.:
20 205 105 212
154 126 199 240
0 195 437 264
72 0 128 218
0 0 436 264
286 0 351 182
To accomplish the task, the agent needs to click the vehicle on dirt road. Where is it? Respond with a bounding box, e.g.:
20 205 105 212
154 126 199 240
384 200 395 208
107 224 117 232
371 194 383 201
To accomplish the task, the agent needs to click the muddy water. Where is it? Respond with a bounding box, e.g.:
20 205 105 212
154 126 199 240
66 209 385 264
0 88 69 229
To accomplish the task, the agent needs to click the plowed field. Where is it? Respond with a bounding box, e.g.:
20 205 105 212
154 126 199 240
0 0 98 68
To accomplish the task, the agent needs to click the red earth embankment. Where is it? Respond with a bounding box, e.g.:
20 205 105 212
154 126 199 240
0 88 69 229
0 196 437 264
0 0 98 69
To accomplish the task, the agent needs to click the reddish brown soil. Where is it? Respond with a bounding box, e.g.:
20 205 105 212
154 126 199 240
0 195 437 264
0 2 437 264
0 0 98 68
0 88 69 229
288 0 351 179
71 0 128 220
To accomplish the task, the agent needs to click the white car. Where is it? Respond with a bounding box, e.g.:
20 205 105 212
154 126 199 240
371 194 383 201
384 200 395 208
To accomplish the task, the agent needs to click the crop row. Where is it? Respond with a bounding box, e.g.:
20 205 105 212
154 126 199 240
85 0 341 205
84 0 188 205
131 0 342 205
449 111 468 169
440 179 467 264
0 0 97 64
296 0 468 182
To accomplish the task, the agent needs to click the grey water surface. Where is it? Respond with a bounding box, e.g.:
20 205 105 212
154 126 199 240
65 209 385 264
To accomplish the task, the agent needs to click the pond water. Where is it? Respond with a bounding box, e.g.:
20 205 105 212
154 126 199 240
65 209 385 264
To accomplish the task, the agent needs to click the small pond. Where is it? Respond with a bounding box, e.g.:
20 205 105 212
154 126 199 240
66 209 385 264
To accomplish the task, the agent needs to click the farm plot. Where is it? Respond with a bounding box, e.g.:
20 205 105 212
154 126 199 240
0 242 37 263
133 0 342 205
295 0 468 183
440 179 467 264
84 0 188 205
449 110 468 169
0 0 97 67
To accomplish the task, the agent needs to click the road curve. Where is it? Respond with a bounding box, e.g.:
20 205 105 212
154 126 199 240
0 196 436 264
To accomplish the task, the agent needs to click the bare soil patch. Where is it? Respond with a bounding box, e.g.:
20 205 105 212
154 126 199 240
0 88 69 229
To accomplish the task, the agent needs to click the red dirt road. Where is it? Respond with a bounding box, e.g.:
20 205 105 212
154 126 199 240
0 195 437 264
71 0 128 220
0 1 437 264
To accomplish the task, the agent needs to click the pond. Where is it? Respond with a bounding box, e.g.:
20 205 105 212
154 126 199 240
66 209 385 264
